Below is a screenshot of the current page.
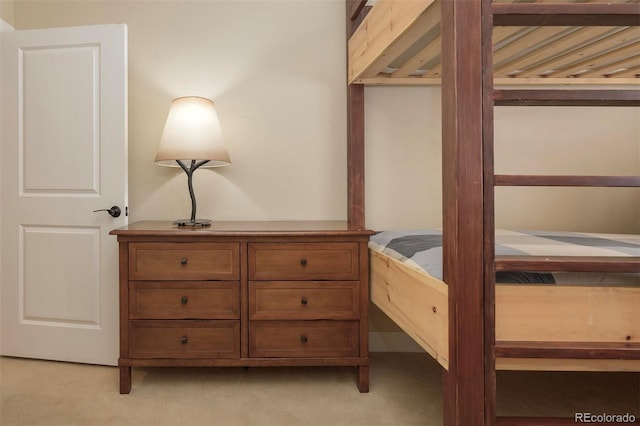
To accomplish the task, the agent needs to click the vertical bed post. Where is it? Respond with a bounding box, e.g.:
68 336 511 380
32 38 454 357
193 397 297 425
346 0 367 228
482 0 497 422
441 0 490 424
347 84 365 227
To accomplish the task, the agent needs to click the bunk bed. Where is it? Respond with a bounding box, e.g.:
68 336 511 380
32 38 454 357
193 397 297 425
346 0 639 424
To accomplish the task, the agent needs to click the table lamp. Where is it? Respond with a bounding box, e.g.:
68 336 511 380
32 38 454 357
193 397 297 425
155 96 231 226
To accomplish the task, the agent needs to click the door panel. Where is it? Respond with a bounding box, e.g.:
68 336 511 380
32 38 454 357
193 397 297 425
22 44 100 194
1 24 127 366
21 225 101 328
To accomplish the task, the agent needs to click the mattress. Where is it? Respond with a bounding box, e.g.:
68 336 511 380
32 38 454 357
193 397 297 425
369 229 640 286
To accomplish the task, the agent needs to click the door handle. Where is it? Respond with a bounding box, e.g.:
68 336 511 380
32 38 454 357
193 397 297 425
93 206 121 218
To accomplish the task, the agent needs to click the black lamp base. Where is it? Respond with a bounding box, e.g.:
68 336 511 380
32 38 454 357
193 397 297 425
173 218 212 227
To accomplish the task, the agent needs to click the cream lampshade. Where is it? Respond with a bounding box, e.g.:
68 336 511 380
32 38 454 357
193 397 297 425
155 96 231 226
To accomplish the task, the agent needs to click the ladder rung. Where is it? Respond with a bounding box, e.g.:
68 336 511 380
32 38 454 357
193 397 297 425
495 341 640 360
495 175 640 187
494 89 640 106
492 3 640 27
495 255 640 273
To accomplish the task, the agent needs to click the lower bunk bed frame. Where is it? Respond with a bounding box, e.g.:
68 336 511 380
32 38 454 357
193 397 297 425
346 1 640 424
370 249 640 373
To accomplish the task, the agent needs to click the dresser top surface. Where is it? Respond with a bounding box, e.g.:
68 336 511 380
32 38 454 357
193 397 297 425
110 221 375 237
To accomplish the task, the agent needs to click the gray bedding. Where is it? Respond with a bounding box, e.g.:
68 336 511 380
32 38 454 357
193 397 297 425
370 229 640 285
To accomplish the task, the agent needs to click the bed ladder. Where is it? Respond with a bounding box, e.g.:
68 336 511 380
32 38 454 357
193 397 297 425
488 2 640 425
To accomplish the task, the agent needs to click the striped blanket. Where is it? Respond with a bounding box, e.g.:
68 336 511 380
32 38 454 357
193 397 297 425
369 229 640 285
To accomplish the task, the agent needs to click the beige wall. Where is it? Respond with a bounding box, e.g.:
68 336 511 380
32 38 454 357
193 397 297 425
15 0 348 223
14 1 639 231
366 86 640 234
0 0 14 26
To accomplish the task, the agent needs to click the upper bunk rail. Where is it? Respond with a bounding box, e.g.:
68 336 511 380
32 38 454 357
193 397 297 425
495 255 640 273
493 89 640 105
494 175 640 187
492 3 640 27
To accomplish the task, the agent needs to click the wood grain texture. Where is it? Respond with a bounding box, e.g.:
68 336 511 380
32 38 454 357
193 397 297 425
347 0 639 84
495 255 640 273
347 84 366 228
441 0 487 423
496 284 640 344
370 250 449 368
114 222 372 393
495 341 640 360
492 3 640 27
493 89 640 106
495 175 640 187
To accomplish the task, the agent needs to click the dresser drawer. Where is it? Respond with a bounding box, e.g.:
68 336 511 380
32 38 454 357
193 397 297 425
129 320 240 359
249 321 359 358
248 243 359 281
129 243 239 280
129 281 239 319
249 281 359 320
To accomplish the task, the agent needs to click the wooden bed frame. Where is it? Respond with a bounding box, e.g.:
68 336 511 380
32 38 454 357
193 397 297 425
346 0 639 424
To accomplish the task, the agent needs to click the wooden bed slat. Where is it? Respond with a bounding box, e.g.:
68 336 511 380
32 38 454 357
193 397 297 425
391 35 441 78
494 174 640 187
579 52 640 76
361 2 441 79
493 27 576 75
495 341 640 359
348 0 437 83
494 26 572 70
495 255 640 273
493 89 640 105
544 35 640 78
492 3 640 27
610 63 640 76
495 26 619 77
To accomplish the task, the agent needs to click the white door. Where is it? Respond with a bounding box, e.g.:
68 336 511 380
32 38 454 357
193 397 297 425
0 24 127 366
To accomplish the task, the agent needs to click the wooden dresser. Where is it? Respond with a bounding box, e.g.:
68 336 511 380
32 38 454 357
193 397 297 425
110 221 374 393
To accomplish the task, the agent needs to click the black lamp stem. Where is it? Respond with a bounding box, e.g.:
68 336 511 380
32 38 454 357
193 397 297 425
176 159 210 224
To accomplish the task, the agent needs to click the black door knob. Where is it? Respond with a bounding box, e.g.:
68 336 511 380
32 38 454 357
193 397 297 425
93 206 121 218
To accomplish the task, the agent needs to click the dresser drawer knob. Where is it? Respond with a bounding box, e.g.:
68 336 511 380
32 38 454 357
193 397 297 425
180 258 188 265
181 296 188 305
301 297 308 305
300 258 307 266
181 336 188 344
300 335 308 344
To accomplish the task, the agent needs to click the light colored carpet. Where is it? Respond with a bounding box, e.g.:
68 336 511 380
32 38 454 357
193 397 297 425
1 353 638 425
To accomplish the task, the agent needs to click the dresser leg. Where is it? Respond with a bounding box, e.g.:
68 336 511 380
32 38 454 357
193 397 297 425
119 366 132 394
357 365 369 393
